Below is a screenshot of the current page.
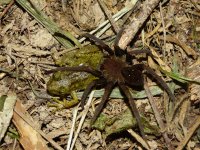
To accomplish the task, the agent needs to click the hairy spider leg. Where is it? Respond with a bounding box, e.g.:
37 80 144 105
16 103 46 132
46 66 102 77
122 64 175 102
128 49 174 99
143 64 176 102
80 79 106 109
84 33 114 55
90 82 115 126
129 48 155 58
119 84 147 142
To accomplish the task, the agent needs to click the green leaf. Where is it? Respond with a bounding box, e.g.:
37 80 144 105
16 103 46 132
0 95 7 111
93 109 160 137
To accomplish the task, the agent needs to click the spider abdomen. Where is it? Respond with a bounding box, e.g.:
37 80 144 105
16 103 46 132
100 57 126 83
121 64 144 87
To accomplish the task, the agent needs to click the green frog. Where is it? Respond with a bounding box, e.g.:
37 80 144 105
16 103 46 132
47 45 103 109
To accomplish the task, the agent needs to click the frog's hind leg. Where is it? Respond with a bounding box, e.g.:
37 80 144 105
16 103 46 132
63 91 80 108
47 91 80 111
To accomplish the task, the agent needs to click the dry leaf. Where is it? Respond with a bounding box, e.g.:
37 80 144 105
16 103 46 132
0 92 17 142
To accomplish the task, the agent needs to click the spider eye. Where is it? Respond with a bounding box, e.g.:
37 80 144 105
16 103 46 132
121 67 144 86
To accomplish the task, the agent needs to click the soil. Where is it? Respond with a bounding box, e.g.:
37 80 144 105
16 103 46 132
0 0 200 150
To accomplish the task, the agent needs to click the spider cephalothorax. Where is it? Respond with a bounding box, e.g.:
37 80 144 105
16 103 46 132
47 31 175 140
101 56 127 82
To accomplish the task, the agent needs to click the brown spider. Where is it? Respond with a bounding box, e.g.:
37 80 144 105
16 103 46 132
47 30 175 140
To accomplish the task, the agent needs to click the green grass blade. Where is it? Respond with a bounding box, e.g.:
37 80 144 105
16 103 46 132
160 67 200 84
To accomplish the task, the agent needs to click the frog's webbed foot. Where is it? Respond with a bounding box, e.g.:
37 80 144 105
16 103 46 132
47 91 79 111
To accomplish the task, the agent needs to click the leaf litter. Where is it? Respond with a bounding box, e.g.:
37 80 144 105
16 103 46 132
0 0 200 149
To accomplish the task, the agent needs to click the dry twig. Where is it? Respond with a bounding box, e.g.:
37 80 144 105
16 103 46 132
176 115 200 150
97 0 119 33
0 0 15 20
144 78 174 150
118 0 161 49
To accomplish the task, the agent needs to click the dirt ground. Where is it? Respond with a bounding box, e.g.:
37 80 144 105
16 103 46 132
0 0 200 150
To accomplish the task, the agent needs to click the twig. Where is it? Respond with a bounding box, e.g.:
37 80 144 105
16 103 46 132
144 78 174 150
97 0 119 33
61 0 67 12
118 0 161 50
0 0 15 20
159 2 167 60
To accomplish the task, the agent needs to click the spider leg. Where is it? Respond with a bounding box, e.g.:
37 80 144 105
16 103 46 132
84 33 114 55
143 64 176 102
129 48 155 58
46 66 102 77
80 79 107 109
119 83 146 140
90 82 115 126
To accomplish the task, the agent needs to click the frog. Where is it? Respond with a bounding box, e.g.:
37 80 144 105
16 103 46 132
47 45 103 109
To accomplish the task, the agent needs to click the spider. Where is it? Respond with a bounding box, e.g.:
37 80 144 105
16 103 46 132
47 30 175 140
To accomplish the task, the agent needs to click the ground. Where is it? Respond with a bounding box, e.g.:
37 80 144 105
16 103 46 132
0 0 200 150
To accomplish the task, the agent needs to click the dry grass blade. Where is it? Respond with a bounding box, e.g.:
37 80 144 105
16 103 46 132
79 0 138 42
176 115 200 150
144 78 173 150
159 2 167 59
170 93 189 122
127 129 150 150
1 0 199 149
147 45 172 72
69 91 95 150
16 0 81 48
66 106 79 150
